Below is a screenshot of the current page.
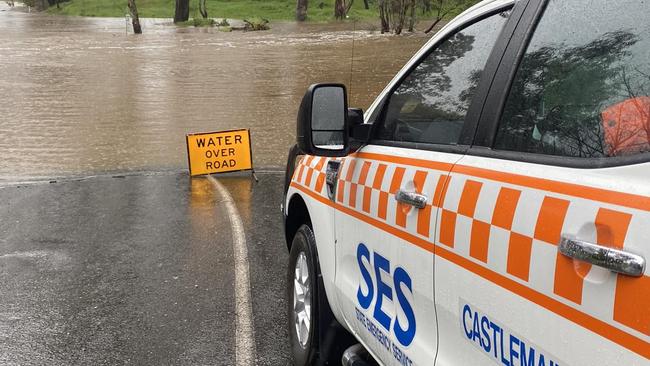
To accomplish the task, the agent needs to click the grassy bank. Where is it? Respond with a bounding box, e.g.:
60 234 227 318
47 0 378 21
47 0 477 22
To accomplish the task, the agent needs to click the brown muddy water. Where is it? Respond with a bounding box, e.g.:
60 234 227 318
0 4 430 181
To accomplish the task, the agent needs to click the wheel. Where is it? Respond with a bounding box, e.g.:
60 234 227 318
287 224 319 365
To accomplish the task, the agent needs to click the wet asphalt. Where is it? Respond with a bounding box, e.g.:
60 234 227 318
0 172 290 365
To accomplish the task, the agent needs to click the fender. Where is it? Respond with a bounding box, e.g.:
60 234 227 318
285 188 349 332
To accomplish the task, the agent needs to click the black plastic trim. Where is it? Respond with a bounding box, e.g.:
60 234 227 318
284 143 301 197
368 139 469 155
467 146 650 169
474 0 548 148
460 0 530 145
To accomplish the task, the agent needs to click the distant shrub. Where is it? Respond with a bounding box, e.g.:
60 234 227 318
243 17 269 31
192 17 215 27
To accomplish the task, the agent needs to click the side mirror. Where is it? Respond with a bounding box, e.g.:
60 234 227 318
297 83 349 157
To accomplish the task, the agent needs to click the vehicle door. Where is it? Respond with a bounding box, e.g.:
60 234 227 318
331 3 518 365
434 0 650 365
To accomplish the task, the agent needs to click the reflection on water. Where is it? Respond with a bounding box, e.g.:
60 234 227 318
0 5 429 180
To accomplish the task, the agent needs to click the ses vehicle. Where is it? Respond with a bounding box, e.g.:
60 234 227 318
282 0 650 365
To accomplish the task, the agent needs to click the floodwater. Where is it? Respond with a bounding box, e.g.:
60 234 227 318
0 4 430 181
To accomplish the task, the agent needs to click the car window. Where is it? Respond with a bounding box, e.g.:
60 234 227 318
494 0 650 159
374 9 511 145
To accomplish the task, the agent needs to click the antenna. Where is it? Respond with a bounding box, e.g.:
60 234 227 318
348 20 356 103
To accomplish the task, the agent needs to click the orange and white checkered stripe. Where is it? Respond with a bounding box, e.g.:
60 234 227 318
290 153 650 358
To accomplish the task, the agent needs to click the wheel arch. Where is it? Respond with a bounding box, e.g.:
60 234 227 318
285 194 357 365
285 193 312 251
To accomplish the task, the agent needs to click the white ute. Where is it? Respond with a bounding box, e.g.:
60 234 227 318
283 0 650 365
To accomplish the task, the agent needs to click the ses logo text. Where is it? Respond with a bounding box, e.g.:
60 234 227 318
355 243 416 366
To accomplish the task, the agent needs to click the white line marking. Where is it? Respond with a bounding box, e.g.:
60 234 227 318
207 175 257 365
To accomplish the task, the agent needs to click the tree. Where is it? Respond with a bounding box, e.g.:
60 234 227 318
174 0 189 23
296 0 308 21
408 0 416 32
378 0 390 33
378 0 411 34
127 0 142 34
334 0 354 19
424 0 466 33
198 0 208 19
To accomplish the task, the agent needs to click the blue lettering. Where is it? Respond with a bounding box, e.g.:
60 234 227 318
393 267 416 347
500 324 510 366
462 304 473 339
356 243 374 309
509 334 520 366
520 340 535 366
481 316 491 353
373 252 393 331
461 304 559 366
490 321 501 359
473 312 481 344
356 244 418 347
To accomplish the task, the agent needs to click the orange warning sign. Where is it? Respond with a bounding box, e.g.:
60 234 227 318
186 129 253 176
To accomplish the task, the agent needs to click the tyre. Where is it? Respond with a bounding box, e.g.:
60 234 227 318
287 224 319 365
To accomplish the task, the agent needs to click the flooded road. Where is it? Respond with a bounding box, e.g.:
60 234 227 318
0 4 430 181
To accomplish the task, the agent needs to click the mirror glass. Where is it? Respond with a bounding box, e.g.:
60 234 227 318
311 86 345 148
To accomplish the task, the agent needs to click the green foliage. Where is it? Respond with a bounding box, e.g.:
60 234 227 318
176 17 214 26
192 17 214 26
243 16 269 31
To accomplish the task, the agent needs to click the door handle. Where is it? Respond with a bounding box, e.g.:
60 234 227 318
395 189 428 209
559 236 646 277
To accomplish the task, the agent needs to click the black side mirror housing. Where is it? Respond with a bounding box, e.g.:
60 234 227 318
348 108 371 152
296 83 349 157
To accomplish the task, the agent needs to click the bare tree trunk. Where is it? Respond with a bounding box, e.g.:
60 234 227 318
363 0 369 9
408 0 416 31
174 0 190 23
378 0 389 33
127 0 142 34
391 0 407 35
199 0 208 19
296 0 308 21
334 0 346 19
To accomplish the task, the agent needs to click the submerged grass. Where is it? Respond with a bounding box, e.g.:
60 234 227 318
177 17 215 27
